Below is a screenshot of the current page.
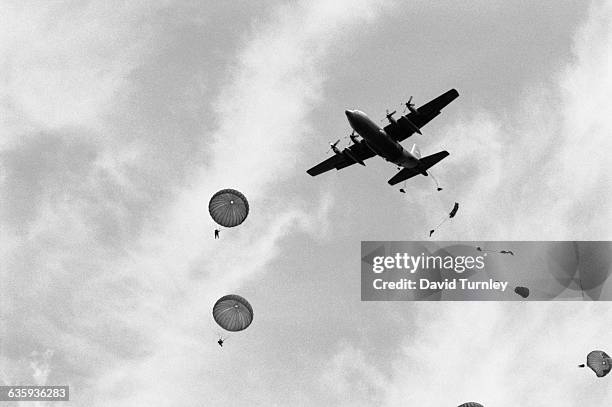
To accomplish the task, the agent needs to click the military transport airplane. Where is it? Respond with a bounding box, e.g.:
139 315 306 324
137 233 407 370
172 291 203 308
306 89 459 185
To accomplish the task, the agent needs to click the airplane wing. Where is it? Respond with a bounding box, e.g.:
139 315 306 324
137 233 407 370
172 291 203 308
387 150 449 185
306 141 376 176
384 89 459 142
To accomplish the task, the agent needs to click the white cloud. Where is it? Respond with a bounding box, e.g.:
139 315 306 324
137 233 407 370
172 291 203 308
0 1 172 142
319 4 612 406
2 0 609 406
320 343 388 407
30 349 54 386
0 0 389 405
375 303 612 407
427 0 612 241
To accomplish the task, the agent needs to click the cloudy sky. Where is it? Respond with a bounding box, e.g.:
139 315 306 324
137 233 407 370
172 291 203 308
1 0 612 406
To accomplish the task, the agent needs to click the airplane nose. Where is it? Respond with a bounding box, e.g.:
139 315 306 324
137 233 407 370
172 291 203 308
345 110 353 119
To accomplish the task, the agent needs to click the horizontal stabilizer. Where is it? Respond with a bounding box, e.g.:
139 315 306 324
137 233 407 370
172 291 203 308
388 167 421 185
387 151 449 185
419 150 449 170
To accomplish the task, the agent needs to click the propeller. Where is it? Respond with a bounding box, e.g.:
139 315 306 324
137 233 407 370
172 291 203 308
403 96 418 114
326 139 341 155
381 109 397 124
343 131 360 145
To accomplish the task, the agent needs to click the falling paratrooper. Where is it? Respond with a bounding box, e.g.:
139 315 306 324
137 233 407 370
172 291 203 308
430 202 459 237
476 247 514 255
212 294 254 347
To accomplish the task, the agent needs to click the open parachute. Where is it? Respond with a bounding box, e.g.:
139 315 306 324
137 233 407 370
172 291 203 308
213 294 254 332
514 286 530 298
457 403 484 407
579 350 612 377
209 189 249 228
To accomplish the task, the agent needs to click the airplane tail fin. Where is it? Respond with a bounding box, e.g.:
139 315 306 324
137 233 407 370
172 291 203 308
410 144 421 159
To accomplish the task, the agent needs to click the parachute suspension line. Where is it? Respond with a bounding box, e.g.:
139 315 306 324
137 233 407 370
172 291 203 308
214 326 229 341
429 202 459 237
434 217 449 230
208 313 225 342
429 172 442 191
429 216 447 237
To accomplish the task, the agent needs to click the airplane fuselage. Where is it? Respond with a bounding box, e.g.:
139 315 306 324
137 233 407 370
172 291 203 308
345 110 419 169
